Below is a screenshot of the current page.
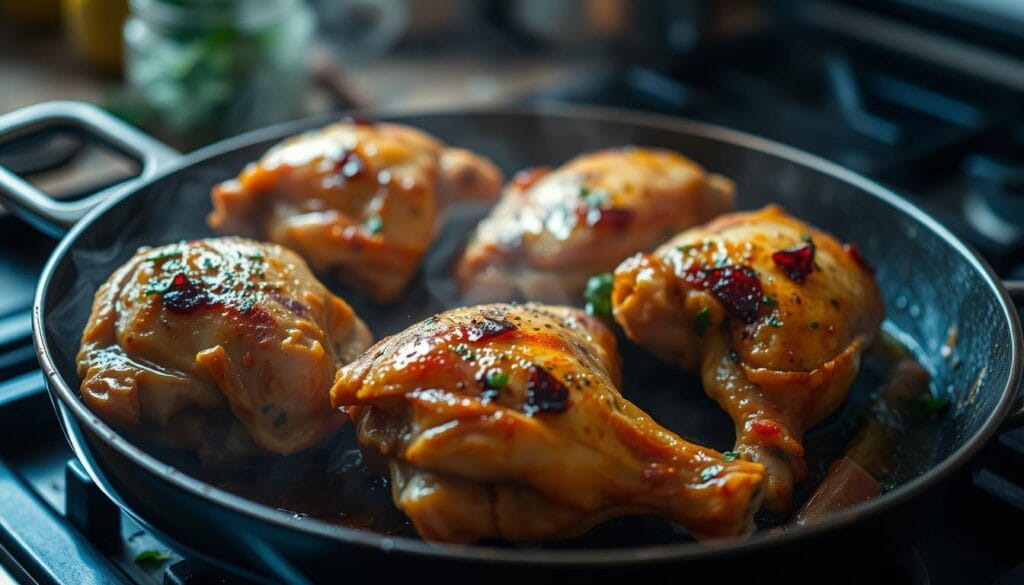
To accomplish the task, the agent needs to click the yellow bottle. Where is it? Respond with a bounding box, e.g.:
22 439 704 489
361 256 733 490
62 0 128 76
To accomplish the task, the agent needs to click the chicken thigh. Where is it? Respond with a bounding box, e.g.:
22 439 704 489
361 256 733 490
455 148 734 303
77 237 373 459
612 206 883 515
331 303 764 543
209 119 503 304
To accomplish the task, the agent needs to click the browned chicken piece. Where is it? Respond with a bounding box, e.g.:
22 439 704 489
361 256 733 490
331 303 764 543
77 237 373 459
209 119 503 304
612 206 883 515
455 148 734 303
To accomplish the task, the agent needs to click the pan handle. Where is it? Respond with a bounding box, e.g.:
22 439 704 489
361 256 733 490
1005 279 1024 428
0 101 180 237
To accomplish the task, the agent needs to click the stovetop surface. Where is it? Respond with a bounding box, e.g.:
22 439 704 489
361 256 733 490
3 10 1024 584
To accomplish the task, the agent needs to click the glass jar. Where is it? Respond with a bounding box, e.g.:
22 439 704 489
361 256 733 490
124 0 314 148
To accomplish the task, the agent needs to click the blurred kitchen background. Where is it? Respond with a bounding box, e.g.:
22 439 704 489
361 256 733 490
3 0 1024 278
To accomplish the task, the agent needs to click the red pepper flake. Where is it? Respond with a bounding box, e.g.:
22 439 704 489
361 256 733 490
161 273 209 314
525 365 569 414
751 419 780 436
684 264 763 324
771 242 815 283
575 206 634 230
844 242 875 274
465 314 516 342
335 149 366 179
511 167 550 191
344 115 375 126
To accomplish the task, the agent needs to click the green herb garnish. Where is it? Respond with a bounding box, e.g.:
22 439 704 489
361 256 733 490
810 321 820 328
722 451 740 462
582 187 610 208
485 368 508 389
801 233 813 243
453 343 475 361
145 249 181 263
768 317 784 327
762 295 778 306
364 215 383 235
584 272 614 317
677 244 695 254
134 550 172 567
694 307 711 336
700 464 724 482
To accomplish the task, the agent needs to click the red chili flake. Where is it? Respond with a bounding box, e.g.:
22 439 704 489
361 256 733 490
161 273 209 314
844 242 875 274
684 264 763 324
465 314 516 342
344 115 375 126
575 206 634 230
511 167 550 191
751 419 780 436
772 242 815 284
334 149 365 179
525 365 569 414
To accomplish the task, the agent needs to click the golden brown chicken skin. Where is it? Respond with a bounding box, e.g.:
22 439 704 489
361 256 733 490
331 303 764 543
77 237 373 459
612 206 883 515
209 119 502 304
455 148 734 303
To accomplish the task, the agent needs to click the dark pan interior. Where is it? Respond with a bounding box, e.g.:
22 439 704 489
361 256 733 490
39 108 1018 552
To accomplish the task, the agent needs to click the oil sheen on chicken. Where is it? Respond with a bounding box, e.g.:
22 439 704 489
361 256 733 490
455 148 734 303
612 206 883 515
77 237 373 459
331 303 764 543
209 118 503 304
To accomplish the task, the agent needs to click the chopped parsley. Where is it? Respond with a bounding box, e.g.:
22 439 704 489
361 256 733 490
134 549 172 567
584 272 614 317
722 451 740 462
580 186 610 208
700 464 724 482
485 368 508 389
364 215 383 235
768 317 784 327
145 249 181 263
761 295 778 306
453 343 475 361
694 307 711 335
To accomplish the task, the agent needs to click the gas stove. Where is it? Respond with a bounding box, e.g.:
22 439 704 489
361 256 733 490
2 2 1024 583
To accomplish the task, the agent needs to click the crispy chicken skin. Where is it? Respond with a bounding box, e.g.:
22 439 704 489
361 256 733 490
612 206 883 515
209 119 503 304
331 303 764 543
455 148 734 303
77 237 373 458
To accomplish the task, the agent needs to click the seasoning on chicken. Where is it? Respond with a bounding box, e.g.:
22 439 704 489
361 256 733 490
611 206 883 515
77 237 373 459
209 119 503 304
331 303 764 543
455 148 734 303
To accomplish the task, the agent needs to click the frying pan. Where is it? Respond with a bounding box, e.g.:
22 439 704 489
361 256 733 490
0 101 1021 583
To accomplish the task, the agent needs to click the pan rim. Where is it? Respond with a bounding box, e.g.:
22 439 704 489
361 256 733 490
33 103 1023 566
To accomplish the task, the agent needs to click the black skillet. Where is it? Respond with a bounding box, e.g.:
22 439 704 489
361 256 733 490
0 101 1021 584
